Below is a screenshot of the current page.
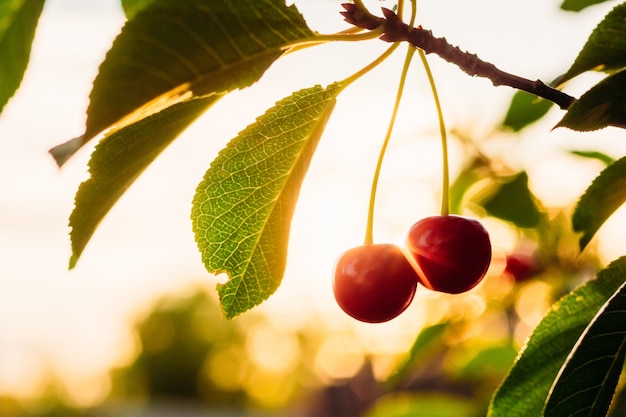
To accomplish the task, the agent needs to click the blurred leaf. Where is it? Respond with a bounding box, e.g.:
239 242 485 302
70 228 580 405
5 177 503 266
544 280 626 417
69 96 215 268
121 0 156 19
571 149 615 166
572 156 626 250
488 257 626 417
192 83 341 319
481 171 541 228
386 322 450 389
501 91 553 132
554 2 626 86
556 69 626 131
561 0 613 12
365 393 479 417
455 344 518 381
50 0 316 165
449 157 490 215
0 0 45 115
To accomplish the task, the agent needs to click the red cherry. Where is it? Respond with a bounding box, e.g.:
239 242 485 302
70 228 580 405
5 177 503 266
406 215 492 294
333 244 419 323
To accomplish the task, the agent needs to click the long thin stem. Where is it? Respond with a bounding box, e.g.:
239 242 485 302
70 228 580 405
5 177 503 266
364 45 417 245
418 49 449 216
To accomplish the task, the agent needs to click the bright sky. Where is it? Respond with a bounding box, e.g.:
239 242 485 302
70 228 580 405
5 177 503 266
0 0 624 405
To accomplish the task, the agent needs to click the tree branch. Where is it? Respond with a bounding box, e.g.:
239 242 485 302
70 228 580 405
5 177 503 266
340 4 576 110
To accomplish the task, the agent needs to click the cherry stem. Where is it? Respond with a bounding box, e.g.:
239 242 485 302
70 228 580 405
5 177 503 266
340 4 576 109
418 50 449 216
364 21 416 245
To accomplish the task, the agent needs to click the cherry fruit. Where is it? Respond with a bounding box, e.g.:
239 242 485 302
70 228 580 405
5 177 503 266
333 244 419 323
505 252 541 282
406 215 492 294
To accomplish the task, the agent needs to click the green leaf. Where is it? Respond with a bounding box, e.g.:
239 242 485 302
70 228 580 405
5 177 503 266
502 91 553 132
0 0 45 115
69 95 215 268
455 344 518 381
554 2 626 86
573 156 626 251
62 0 317 266
561 0 613 12
385 322 450 389
544 280 626 417
50 0 316 165
556 69 626 131
192 83 342 319
488 257 626 417
481 171 542 228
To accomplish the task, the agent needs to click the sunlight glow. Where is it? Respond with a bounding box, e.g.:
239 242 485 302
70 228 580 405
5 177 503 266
1 0 623 407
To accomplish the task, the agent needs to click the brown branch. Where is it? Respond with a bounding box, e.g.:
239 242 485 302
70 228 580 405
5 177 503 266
340 4 575 110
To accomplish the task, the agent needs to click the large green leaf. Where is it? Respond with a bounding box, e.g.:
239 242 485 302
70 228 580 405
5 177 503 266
544 280 626 417
69 96 215 268
62 0 318 266
572 155 626 250
192 83 342 319
488 257 626 417
556 69 626 131
561 0 613 12
554 2 626 86
0 0 45 115
50 0 316 165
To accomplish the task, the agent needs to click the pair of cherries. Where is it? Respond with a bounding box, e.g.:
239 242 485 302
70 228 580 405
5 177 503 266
333 215 492 323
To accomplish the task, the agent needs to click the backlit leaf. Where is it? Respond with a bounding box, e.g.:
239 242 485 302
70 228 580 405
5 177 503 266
63 0 318 266
192 83 342 318
0 0 45 115
572 156 626 250
556 69 626 131
488 257 626 417
50 0 316 165
554 2 626 86
69 96 215 268
544 280 626 417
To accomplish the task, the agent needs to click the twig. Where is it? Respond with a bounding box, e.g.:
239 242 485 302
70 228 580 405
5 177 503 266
340 4 576 110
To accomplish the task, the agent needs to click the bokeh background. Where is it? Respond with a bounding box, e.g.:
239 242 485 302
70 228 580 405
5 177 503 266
1 0 625 415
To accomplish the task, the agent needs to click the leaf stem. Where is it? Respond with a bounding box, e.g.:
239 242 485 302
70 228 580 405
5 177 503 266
340 43 401 89
418 49 449 216
364 47 416 245
285 27 386 55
